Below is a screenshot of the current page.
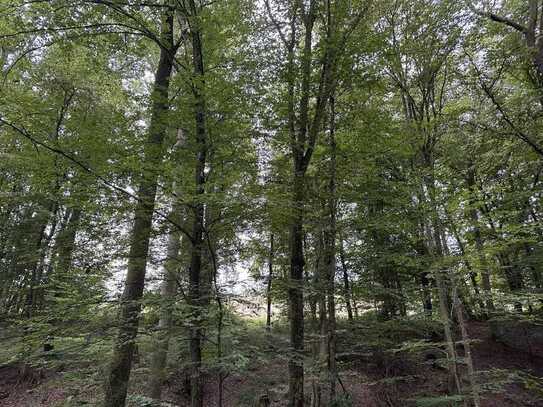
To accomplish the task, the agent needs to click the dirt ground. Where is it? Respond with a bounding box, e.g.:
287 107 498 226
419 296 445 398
1 321 542 406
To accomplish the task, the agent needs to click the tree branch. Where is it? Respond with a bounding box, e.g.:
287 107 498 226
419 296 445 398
0 117 195 242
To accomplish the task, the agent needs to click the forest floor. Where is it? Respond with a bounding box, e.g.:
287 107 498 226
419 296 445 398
1 318 542 407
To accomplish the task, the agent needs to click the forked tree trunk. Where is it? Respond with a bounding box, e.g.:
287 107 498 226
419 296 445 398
282 0 344 402
104 7 174 406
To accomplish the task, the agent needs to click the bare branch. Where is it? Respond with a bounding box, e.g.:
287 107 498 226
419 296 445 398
467 1 527 34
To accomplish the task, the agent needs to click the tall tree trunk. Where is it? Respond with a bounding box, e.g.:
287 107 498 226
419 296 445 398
149 131 186 400
453 291 481 407
283 0 341 402
325 93 337 401
103 7 174 406
424 172 462 395
312 232 326 407
149 212 182 400
416 207 433 317
186 1 207 404
432 245 462 394
289 170 306 407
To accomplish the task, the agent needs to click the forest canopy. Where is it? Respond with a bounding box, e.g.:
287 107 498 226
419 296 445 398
1 1 543 406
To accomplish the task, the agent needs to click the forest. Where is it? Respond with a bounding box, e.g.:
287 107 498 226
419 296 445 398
1 0 543 406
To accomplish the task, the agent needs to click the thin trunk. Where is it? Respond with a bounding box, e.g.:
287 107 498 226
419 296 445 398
466 170 494 313
266 233 274 332
325 93 337 401
149 137 185 400
149 224 181 400
433 261 462 394
285 0 340 402
338 238 353 322
25 199 59 317
54 208 81 275
104 7 174 406
447 217 486 316
313 238 326 406
288 171 306 407
453 292 481 407
204 231 224 407
416 206 432 317
424 170 461 395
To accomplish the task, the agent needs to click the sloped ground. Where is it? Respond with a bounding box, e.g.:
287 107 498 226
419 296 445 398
1 320 542 406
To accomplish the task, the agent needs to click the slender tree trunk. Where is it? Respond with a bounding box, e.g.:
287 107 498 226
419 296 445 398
325 93 337 401
283 0 341 402
54 208 81 274
103 7 174 406
338 238 353 322
149 224 182 400
25 199 59 317
433 255 462 394
266 233 274 332
416 211 433 317
312 238 326 406
149 133 186 400
186 1 207 404
420 270 433 316
289 170 306 407
423 164 461 395
453 292 480 407
204 234 224 407
447 218 486 316
466 170 494 313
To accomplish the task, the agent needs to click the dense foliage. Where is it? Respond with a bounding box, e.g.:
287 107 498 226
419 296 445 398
1 1 542 406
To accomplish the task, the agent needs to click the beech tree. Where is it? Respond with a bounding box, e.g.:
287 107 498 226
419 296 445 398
1 1 543 407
